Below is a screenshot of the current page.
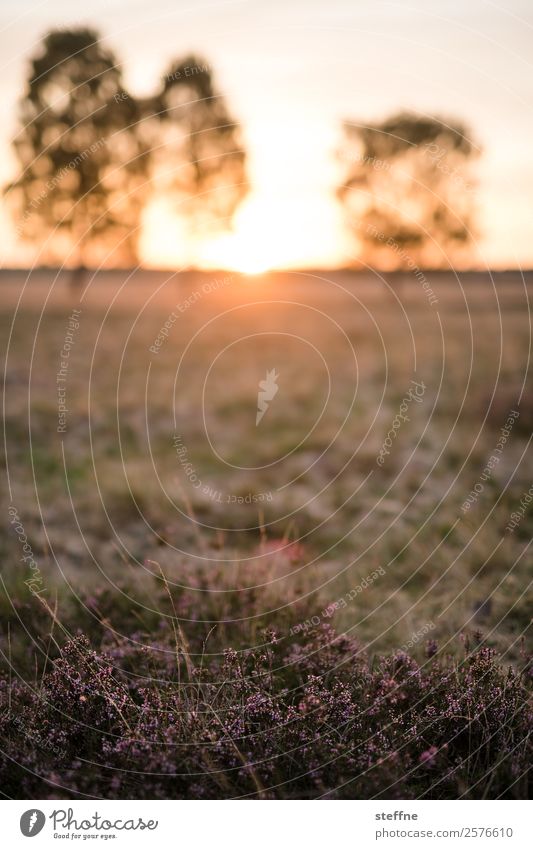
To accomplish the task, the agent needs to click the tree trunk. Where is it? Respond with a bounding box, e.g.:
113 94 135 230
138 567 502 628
69 263 87 291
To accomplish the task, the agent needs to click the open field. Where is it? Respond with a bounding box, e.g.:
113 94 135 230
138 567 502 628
1 268 532 798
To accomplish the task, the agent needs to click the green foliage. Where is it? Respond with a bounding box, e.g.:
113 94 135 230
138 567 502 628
7 29 149 266
338 111 480 267
6 31 248 267
148 54 248 231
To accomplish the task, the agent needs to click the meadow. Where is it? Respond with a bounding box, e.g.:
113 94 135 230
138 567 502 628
1 268 531 798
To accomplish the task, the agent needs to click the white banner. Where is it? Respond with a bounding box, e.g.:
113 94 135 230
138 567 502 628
1 800 531 848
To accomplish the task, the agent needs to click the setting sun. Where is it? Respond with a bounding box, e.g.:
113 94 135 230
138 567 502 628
140 196 276 272
198 201 275 274
141 193 345 272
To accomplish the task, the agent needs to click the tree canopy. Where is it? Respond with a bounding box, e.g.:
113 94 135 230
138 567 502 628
7 29 248 269
150 55 248 232
338 111 480 268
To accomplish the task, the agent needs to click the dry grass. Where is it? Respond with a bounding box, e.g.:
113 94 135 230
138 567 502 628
1 268 532 660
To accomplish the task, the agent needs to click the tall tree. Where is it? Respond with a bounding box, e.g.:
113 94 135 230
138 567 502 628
338 112 480 268
7 28 150 280
148 54 248 234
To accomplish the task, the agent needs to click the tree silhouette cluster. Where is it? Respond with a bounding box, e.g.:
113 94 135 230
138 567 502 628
7 28 248 272
7 29 482 272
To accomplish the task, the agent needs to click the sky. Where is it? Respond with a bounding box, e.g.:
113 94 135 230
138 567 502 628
0 0 532 270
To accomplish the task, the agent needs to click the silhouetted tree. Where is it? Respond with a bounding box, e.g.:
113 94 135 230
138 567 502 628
6 28 150 285
7 34 247 281
338 112 480 268
147 54 248 234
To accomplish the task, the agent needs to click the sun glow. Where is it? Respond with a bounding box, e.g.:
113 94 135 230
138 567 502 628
198 201 275 274
142 196 289 273
141 191 346 272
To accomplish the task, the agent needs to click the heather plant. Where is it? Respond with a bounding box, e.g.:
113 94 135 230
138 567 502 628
1 623 530 799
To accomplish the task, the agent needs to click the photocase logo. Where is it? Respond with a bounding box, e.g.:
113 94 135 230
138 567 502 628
256 368 279 425
20 809 46 837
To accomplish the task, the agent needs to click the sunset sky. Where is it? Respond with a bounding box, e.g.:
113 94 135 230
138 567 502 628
0 0 532 270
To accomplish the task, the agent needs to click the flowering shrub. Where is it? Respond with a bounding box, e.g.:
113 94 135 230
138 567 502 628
1 624 531 799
